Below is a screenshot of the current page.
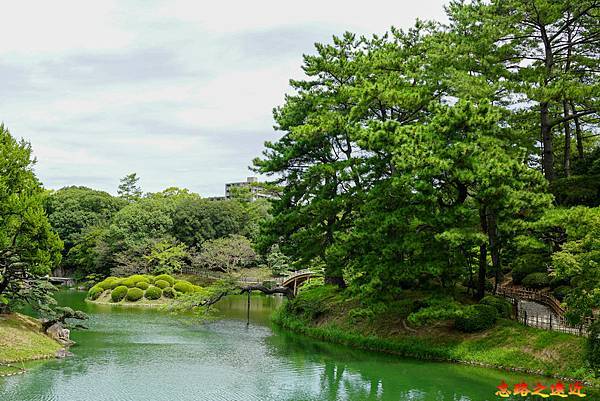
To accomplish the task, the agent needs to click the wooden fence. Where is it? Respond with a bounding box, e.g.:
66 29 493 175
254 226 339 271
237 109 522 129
497 286 565 315
517 310 590 337
497 285 594 337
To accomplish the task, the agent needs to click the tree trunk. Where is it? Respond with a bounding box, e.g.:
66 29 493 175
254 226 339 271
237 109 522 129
486 212 501 294
477 208 488 300
571 101 584 159
563 101 572 176
477 243 487 300
541 102 555 181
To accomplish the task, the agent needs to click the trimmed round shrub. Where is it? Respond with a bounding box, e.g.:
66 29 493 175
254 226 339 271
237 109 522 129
126 287 144 302
88 285 104 300
454 304 498 332
480 295 512 318
162 287 176 298
155 274 175 286
144 275 156 284
155 279 170 289
136 281 150 290
122 275 150 288
98 277 121 290
511 254 547 284
522 272 550 289
111 285 128 302
173 280 194 294
553 285 570 301
144 286 162 300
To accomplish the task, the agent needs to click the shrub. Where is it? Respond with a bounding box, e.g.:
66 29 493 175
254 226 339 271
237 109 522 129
155 274 175 286
144 275 156 284
98 277 121 290
511 254 547 284
162 287 176 298
126 287 144 301
587 321 600 375
522 272 550 289
145 286 162 300
111 285 128 302
155 279 170 289
285 285 340 321
88 285 104 300
454 304 498 332
407 300 463 326
121 275 150 288
553 285 570 302
480 295 512 318
173 280 194 294
136 281 150 290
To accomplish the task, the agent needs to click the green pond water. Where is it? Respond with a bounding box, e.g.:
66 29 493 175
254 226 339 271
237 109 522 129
0 290 557 401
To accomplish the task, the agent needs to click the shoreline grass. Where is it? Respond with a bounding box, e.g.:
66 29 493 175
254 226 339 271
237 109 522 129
272 286 597 386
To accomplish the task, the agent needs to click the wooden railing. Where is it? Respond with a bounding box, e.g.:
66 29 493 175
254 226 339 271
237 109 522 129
496 286 565 316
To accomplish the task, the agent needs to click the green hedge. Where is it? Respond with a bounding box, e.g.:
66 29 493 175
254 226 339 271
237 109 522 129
111 285 128 302
126 287 144 302
480 295 512 318
145 286 162 300
522 272 550 289
454 304 498 333
136 281 150 290
88 285 104 300
162 287 176 298
155 279 170 289
173 280 194 294
98 277 121 290
155 274 175 286
121 275 150 288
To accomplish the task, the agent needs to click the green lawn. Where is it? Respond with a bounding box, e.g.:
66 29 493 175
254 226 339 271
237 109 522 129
0 313 62 363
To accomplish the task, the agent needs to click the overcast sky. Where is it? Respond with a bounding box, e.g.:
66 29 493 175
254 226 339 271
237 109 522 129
0 0 447 196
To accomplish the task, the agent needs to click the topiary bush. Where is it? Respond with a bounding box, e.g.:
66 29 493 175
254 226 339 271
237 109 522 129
155 279 170 289
155 274 175 286
480 295 512 318
173 280 194 294
511 254 548 284
144 275 156 284
144 285 162 300
121 275 150 288
162 287 176 298
88 285 105 300
111 285 128 302
136 281 150 290
126 287 144 302
522 272 550 289
454 304 498 332
98 277 121 290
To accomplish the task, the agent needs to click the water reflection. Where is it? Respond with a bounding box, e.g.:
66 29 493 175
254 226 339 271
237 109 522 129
0 291 570 401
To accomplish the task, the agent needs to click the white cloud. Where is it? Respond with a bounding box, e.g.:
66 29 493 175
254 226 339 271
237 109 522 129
0 0 448 196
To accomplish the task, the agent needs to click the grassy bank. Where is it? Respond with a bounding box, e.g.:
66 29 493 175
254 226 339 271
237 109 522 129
273 285 595 384
0 313 63 375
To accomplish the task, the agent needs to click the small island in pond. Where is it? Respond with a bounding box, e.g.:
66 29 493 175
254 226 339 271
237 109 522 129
87 274 203 306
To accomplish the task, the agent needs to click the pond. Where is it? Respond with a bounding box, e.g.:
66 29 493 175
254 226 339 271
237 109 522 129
1 290 553 401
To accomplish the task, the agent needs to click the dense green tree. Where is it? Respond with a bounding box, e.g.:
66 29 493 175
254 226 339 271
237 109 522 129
45 186 125 273
172 198 247 247
0 125 63 310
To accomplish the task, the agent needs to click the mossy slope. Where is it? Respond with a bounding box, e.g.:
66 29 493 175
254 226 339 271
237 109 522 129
0 313 62 363
274 286 594 383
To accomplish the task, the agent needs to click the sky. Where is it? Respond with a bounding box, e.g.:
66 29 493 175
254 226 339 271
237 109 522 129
0 0 447 197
